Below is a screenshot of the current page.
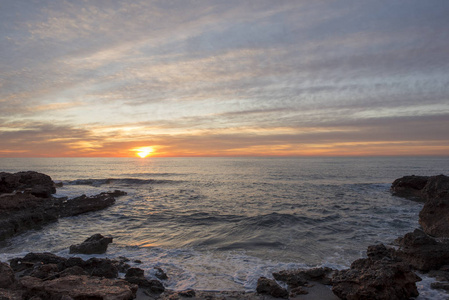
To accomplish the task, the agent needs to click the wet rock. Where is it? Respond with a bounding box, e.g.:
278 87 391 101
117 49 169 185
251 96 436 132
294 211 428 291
392 229 449 271
125 267 165 293
69 233 113 254
431 281 449 291
28 263 59 279
273 267 334 288
0 262 15 288
419 176 449 237
84 258 119 278
154 266 168 280
0 171 56 198
20 275 137 300
10 252 67 273
332 244 421 300
106 190 127 197
61 193 116 217
256 277 288 298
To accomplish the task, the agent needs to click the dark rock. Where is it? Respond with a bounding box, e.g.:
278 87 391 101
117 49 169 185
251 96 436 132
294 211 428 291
19 275 137 300
125 267 165 293
290 286 308 297
332 244 421 300
392 229 449 271
106 190 127 197
256 277 288 299
0 171 56 198
59 266 87 277
419 176 449 237
0 289 22 300
69 233 113 254
84 258 119 278
391 175 429 200
10 252 67 273
0 262 16 288
154 266 168 280
273 267 334 288
28 263 59 279
61 193 116 217
178 289 196 297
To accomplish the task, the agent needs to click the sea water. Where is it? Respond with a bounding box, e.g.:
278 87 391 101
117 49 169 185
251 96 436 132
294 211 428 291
0 157 448 298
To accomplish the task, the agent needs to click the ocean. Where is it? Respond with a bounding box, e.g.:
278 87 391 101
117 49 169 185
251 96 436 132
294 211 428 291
1 157 448 298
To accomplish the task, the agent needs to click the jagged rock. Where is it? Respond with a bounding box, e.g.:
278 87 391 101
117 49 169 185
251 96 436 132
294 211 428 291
19 275 137 300
69 233 113 254
256 277 288 298
332 244 421 300
0 262 15 288
0 171 56 198
61 193 116 217
392 229 449 271
125 267 165 293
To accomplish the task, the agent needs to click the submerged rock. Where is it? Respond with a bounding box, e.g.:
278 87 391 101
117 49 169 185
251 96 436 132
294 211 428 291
61 193 116 217
125 267 165 293
332 244 421 300
69 233 113 254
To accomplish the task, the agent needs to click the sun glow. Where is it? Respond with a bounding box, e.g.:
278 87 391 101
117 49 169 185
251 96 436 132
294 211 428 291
133 147 154 158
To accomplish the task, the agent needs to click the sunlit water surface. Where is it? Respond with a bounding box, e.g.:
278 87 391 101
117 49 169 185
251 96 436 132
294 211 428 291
1 157 448 297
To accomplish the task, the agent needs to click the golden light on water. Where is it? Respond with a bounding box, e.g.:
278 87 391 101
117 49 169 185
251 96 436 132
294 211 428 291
132 147 154 158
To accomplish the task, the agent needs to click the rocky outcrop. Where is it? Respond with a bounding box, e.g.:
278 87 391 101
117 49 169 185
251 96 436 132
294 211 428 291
69 233 113 254
0 171 126 241
0 171 56 198
392 229 449 271
332 244 421 300
20 275 137 300
61 192 117 217
4 252 164 299
392 174 449 238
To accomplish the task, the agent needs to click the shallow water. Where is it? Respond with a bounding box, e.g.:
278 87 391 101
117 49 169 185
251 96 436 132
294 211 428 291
1 157 448 297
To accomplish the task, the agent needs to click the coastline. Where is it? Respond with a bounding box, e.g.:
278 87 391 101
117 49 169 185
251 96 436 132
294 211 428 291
1 171 449 299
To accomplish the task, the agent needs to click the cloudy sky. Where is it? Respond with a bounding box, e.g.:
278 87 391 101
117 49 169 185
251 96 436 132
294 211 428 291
1 0 448 157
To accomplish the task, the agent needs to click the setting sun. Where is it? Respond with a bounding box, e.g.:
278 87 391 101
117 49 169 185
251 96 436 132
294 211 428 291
133 147 154 158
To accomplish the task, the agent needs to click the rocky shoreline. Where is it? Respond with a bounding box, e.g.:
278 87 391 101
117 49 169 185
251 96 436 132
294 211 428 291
1 171 449 299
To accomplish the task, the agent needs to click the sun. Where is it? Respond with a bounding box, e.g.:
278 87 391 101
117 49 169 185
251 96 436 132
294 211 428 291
133 147 154 158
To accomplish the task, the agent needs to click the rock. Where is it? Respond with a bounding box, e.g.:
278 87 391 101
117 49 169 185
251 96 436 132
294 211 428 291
0 289 22 300
419 176 449 237
0 262 16 288
28 263 59 279
69 233 113 254
10 252 67 272
61 193 116 217
125 267 165 293
256 277 288 299
20 275 137 300
154 266 168 280
392 229 449 271
273 267 334 288
391 175 429 200
0 193 62 241
0 171 56 198
83 258 119 278
332 244 421 300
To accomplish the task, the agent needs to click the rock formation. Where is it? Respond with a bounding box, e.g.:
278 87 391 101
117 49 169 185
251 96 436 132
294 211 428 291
332 244 421 300
69 233 113 254
392 174 449 238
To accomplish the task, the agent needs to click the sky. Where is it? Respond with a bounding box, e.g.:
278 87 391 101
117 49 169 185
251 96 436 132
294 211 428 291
1 0 448 157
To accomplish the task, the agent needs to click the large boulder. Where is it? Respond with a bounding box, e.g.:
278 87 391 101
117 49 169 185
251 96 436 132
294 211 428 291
0 171 56 198
392 229 449 271
69 234 113 254
332 244 421 300
391 175 429 200
20 275 137 300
